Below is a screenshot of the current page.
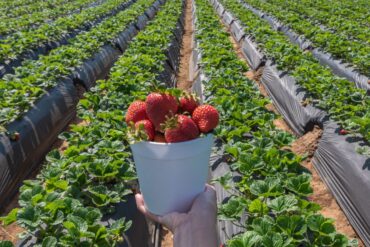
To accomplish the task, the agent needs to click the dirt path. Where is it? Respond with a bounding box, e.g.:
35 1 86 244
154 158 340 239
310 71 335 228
291 128 363 246
226 20 364 246
159 0 195 246
176 0 194 91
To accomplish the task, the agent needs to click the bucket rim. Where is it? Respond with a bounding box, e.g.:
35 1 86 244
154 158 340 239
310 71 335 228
132 133 214 146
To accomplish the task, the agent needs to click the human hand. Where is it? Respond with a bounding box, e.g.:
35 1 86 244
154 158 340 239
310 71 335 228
135 184 219 247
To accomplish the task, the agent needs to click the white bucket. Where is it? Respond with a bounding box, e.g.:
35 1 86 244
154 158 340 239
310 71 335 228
130 134 214 215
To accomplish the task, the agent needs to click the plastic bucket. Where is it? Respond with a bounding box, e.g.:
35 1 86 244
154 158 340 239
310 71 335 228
130 134 214 215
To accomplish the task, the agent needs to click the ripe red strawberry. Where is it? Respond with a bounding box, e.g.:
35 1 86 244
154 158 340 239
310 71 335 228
164 115 199 143
179 93 199 114
146 92 178 132
192 105 219 133
9 132 20 141
154 132 166 143
125 100 148 124
135 120 155 141
339 129 348 135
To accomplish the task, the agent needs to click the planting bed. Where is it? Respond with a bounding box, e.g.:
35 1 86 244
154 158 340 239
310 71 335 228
1 0 369 246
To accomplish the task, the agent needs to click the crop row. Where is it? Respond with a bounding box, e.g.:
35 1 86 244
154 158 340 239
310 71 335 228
0 0 97 37
219 0 370 142
0 0 183 246
314 0 370 21
0 0 127 65
250 0 370 45
0 0 154 128
243 0 369 77
0 0 69 19
195 0 351 245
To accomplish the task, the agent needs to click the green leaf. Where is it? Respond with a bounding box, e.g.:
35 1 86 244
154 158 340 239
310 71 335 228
251 216 275 236
228 231 262 247
218 196 247 220
0 208 18 225
17 206 41 229
276 215 307 238
248 199 268 215
250 177 284 197
262 232 292 247
285 174 313 196
267 195 298 214
0 241 13 247
307 214 335 235
42 236 57 247
54 180 69 190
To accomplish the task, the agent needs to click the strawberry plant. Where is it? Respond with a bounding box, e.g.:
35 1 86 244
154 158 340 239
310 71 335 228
194 0 352 245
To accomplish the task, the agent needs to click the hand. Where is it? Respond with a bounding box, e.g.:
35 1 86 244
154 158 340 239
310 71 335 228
135 184 219 247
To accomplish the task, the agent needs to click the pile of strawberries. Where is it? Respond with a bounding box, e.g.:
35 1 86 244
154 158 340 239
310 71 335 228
125 91 219 143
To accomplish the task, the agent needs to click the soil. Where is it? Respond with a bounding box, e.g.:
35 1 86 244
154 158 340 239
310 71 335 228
224 21 364 246
176 0 194 91
0 193 23 244
291 128 364 246
161 227 174 247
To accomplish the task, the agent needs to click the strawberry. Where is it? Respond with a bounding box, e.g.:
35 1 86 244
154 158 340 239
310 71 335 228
154 132 166 143
125 100 148 124
192 105 219 133
135 120 155 141
339 129 348 135
179 93 199 114
164 115 199 143
9 132 20 141
146 92 178 132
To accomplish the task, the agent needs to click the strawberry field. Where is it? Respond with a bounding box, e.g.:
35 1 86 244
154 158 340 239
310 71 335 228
0 0 369 246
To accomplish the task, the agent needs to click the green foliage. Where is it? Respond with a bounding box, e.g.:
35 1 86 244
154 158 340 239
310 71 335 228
219 0 370 144
194 0 352 245
0 0 151 128
0 0 97 36
0 241 13 247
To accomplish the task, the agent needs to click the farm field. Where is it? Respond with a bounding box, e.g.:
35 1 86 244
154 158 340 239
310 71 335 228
0 0 369 246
